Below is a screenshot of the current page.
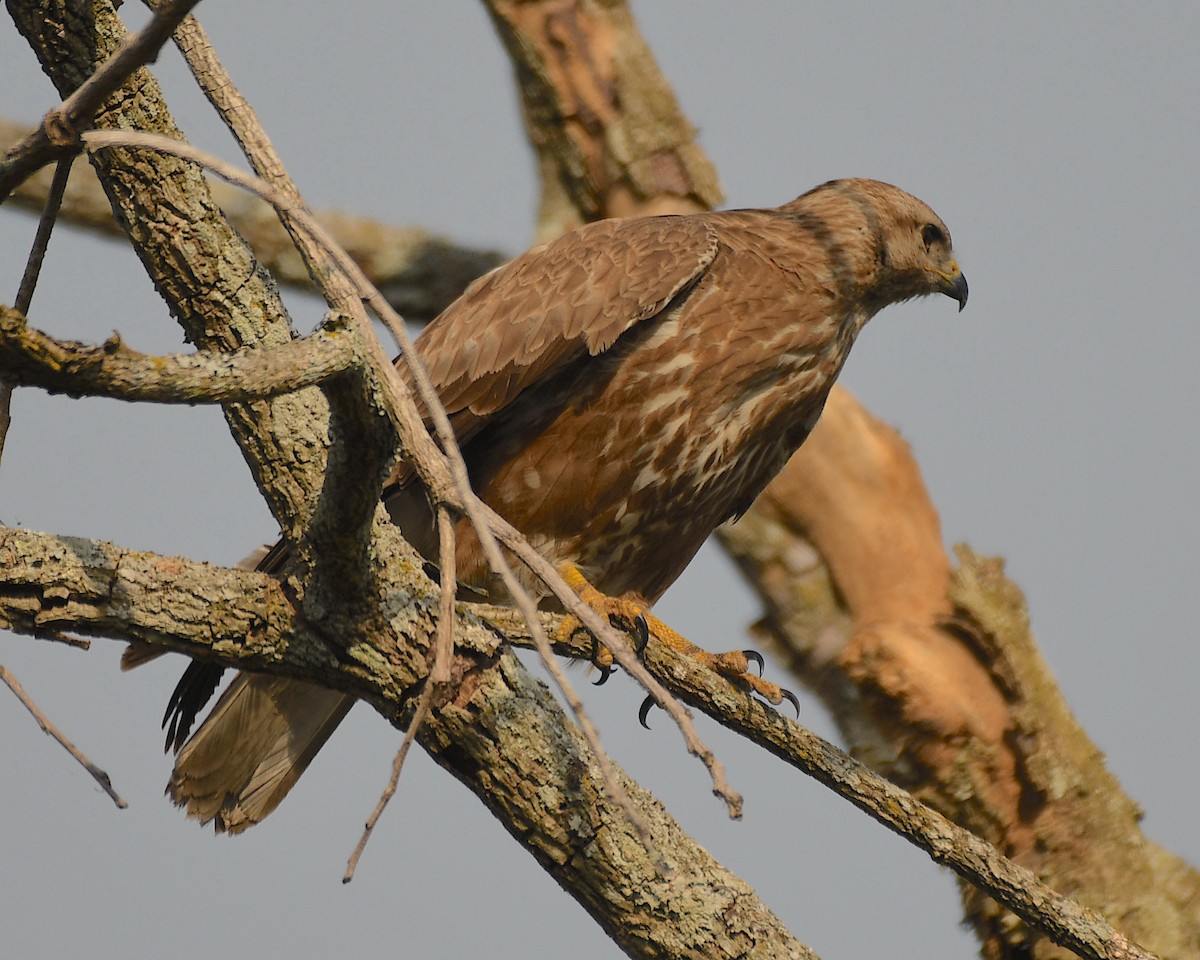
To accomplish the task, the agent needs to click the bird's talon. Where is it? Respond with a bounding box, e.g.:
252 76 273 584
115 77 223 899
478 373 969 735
780 687 801 717
592 665 615 686
632 614 651 656
638 694 657 730
743 649 765 676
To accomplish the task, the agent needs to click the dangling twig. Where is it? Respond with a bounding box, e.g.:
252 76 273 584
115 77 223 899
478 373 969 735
1 664 126 809
342 504 458 882
3 156 72 467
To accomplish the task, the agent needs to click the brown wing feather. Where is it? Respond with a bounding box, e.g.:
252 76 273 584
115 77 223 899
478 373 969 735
411 215 719 429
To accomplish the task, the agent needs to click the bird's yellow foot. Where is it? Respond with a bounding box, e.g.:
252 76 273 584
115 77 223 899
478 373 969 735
554 563 799 720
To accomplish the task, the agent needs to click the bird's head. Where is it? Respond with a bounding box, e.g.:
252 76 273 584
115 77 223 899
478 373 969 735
792 179 968 313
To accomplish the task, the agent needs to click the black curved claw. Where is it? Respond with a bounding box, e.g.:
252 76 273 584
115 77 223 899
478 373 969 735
592 664 616 687
779 687 801 718
742 649 765 676
632 614 651 656
638 694 657 730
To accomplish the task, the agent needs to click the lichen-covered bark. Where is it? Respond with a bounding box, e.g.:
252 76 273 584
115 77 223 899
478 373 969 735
7 0 331 534
0 524 815 959
421 651 816 960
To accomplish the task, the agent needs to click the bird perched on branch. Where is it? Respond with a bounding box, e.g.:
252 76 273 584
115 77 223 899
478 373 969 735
145 178 967 833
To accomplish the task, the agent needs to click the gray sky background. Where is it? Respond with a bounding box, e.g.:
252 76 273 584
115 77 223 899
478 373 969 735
2 3 1197 958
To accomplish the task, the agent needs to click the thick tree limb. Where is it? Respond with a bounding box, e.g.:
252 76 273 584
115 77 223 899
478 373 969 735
0 304 357 403
416 647 816 960
0 523 812 959
1 516 1162 960
484 607 1161 960
483 0 720 238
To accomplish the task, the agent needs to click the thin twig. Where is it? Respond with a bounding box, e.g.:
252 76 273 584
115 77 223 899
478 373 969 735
3 155 72 467
1 118 503 325
1 664 126 809
341 690 429 882
14 156 72 314
341 504 459 883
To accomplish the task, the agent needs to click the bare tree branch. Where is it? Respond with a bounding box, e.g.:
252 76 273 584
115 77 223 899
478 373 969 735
1 118 503 325
0 523 813 958
13 156 70 314
2 144 71 467
484 607 1160 960
2 517 1161 960
0 305 357 403
1 663 126 809
0 0 203 199
482 0 721 235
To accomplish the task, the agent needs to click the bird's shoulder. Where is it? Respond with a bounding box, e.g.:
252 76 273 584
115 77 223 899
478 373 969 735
410 214 721 421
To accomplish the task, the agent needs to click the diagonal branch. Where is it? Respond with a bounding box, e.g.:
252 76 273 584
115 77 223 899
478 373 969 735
480 607 1161 960
1 663 126 809
0 119 502 325
0 0 203 199
1 518 1158 960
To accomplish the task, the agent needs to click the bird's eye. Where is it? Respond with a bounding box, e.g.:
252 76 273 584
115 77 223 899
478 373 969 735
921 223 945 249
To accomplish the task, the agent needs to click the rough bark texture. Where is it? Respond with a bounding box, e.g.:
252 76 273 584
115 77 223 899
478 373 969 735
0 524 815 959
419 651 815 960
483 0 721 238
7 0 331 535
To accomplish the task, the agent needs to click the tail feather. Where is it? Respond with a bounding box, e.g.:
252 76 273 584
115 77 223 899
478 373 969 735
167 673 354 834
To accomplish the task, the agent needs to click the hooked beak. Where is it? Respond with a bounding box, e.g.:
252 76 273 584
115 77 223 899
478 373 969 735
944 269 968 312
927 261 968 312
